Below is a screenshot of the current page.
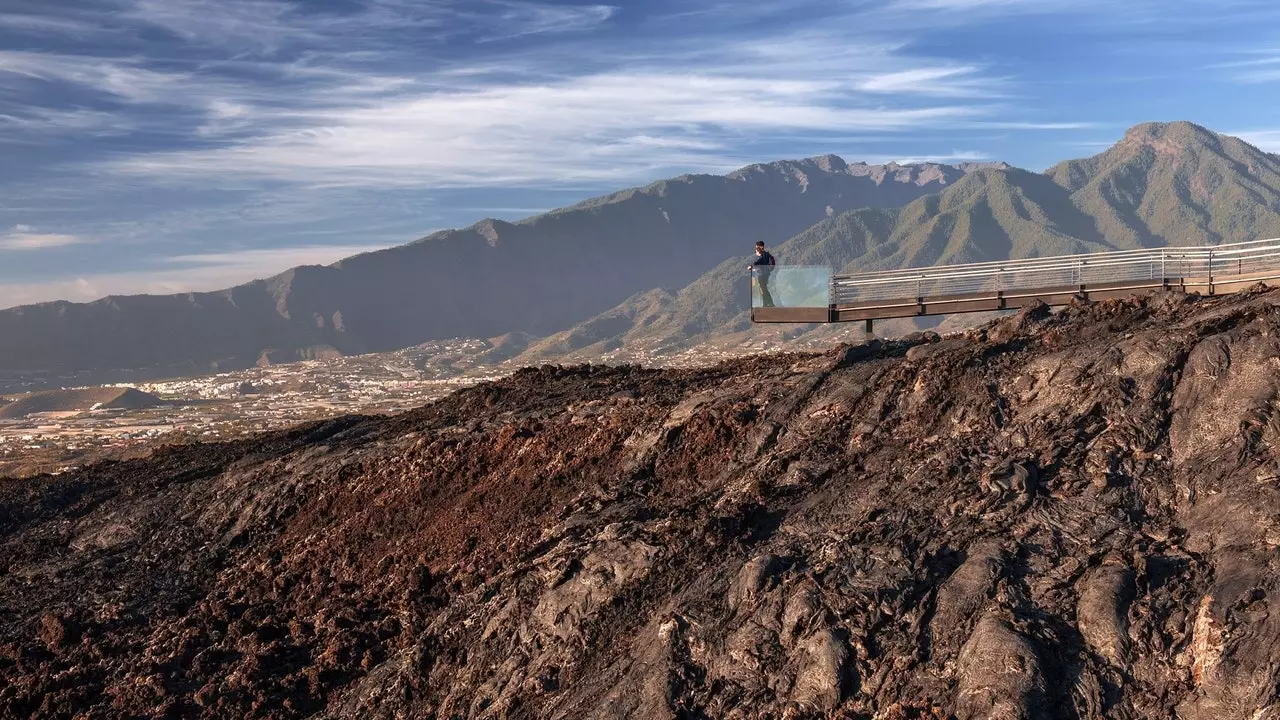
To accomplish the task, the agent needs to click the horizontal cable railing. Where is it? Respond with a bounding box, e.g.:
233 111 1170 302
830 238 1280 306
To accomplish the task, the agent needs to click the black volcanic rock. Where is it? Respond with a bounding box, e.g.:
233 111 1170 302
7 288 1280 717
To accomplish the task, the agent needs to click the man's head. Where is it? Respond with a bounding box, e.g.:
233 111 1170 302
755 241 765 255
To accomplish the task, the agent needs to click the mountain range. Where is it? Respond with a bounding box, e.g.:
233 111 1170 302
0 158 996 383
3 121 1280 385
507 121 1280 365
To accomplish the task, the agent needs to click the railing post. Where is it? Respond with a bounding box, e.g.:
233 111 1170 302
828 274 837 323
1208 248 1214 295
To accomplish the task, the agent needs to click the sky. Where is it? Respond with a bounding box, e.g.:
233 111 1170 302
2 0 1280 308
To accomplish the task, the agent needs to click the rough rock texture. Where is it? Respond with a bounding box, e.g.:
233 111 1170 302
7 288 1280 718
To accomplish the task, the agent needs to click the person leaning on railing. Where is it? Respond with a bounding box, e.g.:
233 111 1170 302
749 241 777 307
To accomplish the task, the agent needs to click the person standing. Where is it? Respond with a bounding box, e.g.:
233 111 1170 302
749 241 777 307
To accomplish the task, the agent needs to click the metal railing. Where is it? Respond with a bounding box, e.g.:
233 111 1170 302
830 238 1280 306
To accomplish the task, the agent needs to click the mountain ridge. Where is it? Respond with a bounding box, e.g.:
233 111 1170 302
0 157 994 386
5 121 1280 388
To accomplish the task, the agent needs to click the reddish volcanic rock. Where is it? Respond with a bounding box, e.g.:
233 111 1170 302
6 288 1280 717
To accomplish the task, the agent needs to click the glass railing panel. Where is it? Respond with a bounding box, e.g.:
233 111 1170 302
827 241 1280 309
750 265 831 309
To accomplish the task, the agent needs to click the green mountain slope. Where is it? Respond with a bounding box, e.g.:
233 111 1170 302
1048 121 1280 247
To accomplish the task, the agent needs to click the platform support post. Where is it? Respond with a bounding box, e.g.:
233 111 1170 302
865 318 874 334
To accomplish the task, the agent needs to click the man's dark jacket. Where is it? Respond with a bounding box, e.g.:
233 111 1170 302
753 251 776 276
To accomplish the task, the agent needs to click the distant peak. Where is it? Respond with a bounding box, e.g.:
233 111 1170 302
471 218 512 246
808 154 848 173
728 154 1002 181
957 161 1012 171
1119 121 1221 151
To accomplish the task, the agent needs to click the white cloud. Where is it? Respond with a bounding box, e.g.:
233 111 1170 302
888 0 1096 16
1234 68 1280 83
0 230 88 251
104 71 990 186
1235 130 1280 152
124 0 310 50
886 150 994 164
0 12 106 36
968 121 1098 130
857 66 1002 97
898 0 1034 9
0 51 186 104
0 106 133 139
0 244 391 308
116 0 617 53
0 0 1102 191
478 2 618 41
1210 44 1280 83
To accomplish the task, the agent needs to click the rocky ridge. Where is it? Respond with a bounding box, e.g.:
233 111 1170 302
6 287 1280 718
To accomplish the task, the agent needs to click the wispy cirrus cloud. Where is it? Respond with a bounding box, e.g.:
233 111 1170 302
104 69 994 187
116 0 618 53
884 150 994 164
857 66 1004 98
478 2 618 41
1234 130 1280 152
0 50 187 104
0 7 1036 188
896 0 1036 9
1215 52 1280 83
0 106 128 138
0 227 89 251
0 11 109 37
0 0 1081 190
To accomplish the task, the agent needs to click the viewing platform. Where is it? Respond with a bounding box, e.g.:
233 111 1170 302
750 238 1280 328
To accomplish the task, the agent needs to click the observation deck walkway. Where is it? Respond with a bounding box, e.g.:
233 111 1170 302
750 238 1280 328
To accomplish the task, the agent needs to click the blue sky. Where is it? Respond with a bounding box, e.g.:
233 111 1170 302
2 0 1280 308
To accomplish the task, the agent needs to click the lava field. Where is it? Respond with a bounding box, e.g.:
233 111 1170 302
5 289 1280 719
